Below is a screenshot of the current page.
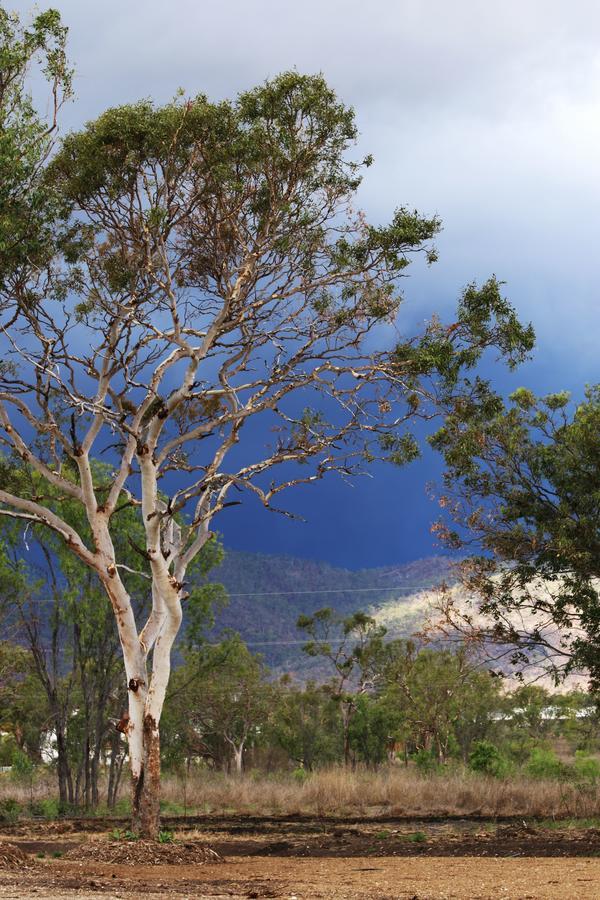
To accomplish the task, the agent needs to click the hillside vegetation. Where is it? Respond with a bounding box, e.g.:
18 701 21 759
204 551 453 671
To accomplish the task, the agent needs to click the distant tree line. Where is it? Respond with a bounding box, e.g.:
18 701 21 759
1 560 599 809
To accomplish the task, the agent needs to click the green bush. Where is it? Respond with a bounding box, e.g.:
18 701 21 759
0 736 17 767
413 749 440 774
573 751 600 784
30 798 59 818
0 799 21 823
525 748 567 780
10 748 34 784
109 828 138 842
408 831 427 843
469 741 510 778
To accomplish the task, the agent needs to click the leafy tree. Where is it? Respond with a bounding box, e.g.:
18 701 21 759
381 642 500 764
0 477 152 810
269 677 342 770
0 6 71 286
497 685 555 763
0 640 33 734
167 636 272 775
348 692 402 766
432 385 600 686
2 671 51 764
298 609 387 765
0 7 533 834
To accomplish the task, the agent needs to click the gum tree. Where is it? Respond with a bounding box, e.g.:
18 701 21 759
1 21 533 837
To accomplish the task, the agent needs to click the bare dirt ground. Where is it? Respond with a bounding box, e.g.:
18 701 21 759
0 816 599 898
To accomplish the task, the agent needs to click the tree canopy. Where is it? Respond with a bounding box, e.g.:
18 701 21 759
432 384 600 686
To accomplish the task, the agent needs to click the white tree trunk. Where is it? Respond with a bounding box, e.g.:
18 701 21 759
232 743 245 776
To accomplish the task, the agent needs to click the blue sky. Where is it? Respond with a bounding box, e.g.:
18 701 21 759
13 0 600 567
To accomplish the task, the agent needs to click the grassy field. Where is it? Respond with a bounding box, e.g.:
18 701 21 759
2 766 600 820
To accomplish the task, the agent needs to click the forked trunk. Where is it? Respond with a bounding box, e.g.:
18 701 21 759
123 584 182 839
99 505 186 840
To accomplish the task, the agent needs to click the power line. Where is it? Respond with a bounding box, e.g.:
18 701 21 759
225 585 431 598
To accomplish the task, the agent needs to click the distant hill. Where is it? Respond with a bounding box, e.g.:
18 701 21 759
204 550 455 675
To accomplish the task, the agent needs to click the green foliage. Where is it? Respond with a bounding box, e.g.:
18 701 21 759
269 679 342 770
30 798 59 818
297 608 387 684
0 799 21 824
381 641 502 765
10 747 34 784
405 831 427 843
469 741 510 778
109 828 139 842
0 7 72 288
158 829 175 844
348 693 401 766
413 749 440 774
525 748 567 780
434 381 600 685
572 751 600 784
163 634 272 773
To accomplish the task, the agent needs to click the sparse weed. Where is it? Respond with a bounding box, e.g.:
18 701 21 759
109 828 138 842
407 831 427 843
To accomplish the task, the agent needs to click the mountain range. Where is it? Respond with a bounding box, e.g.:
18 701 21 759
205 550 455 675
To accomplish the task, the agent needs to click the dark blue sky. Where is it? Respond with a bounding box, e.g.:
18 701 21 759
13 0 600 568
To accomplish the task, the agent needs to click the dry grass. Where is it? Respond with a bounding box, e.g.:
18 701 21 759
159 767 600 820
1 766 599 820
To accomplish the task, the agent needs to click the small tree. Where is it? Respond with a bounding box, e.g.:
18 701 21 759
179 636 272 775
270 677 342 770
0 9 533 836
297 609 387 765
0 473 155 810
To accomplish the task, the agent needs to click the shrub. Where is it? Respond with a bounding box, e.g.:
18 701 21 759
469 741 510 778
109 828 138 842
404 831 427 842
10 749 34 785
0 799 21 823
573 751 600 784
30 799 59 818
413 749 441 774
525 748 567 780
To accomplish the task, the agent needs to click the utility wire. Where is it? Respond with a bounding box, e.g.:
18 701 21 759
224 585 430 598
